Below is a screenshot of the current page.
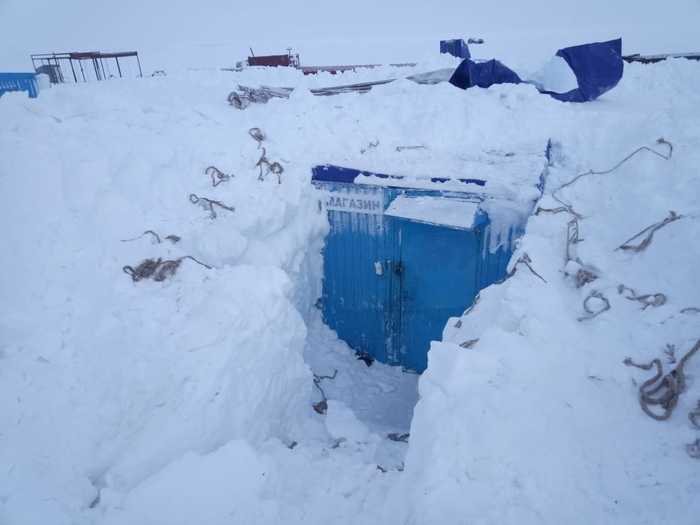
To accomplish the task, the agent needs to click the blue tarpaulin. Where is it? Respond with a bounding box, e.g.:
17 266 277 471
449 38 623 102
449 58 521 89
440 39 471 59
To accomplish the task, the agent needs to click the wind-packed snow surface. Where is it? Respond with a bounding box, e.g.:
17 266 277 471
1 56 699 524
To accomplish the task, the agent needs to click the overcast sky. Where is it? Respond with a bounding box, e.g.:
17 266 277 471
1 1 698 70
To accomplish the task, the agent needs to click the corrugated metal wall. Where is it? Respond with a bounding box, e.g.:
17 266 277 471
318 180 518 372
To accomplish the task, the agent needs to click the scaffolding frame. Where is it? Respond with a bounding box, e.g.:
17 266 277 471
30 51 143 84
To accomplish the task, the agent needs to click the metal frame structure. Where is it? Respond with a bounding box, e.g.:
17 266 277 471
247 48 300 68
0 73 39 98
244 48 416 75
623 52 700 64
30 51 143 84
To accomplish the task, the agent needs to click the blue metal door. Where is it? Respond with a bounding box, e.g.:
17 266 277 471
322 204 397 364
396 220 480 371
321 203 481 373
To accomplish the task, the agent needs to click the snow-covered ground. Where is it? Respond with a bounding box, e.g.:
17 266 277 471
2 26 700 525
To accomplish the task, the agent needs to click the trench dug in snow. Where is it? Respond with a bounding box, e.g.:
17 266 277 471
303 313 419 469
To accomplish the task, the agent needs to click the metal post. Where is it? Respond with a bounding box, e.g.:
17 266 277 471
52 54 60 83
115 56 122 77
78 59 86 82
55 55 65 83
99 57 107 79
69 58 77 83
136 53 143 77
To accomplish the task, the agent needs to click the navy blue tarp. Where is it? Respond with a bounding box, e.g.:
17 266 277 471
449 58 521 89
545 39 623 102
449 38 623 103
440 39 471 59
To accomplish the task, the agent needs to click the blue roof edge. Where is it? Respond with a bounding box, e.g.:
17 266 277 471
311 164 487 188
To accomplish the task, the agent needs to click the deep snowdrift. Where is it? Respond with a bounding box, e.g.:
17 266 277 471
1 58 699 524
400 62 700 524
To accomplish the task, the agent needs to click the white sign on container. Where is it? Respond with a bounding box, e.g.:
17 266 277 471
318 187 384 215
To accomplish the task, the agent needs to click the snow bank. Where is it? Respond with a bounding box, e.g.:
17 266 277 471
2 54 700 525
0 71 327 523
385 195 480 230
396 59 700 524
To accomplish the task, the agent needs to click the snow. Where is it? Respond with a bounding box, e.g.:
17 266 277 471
385 195 480 229
481 196 535 253
352 148 547 199
2 8 700 524
99 440 270 524
305 316 418 435
325 401 372 443
0 69 326 523
403 61 700 524
526 55 579 93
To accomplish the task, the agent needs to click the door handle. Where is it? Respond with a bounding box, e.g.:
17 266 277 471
375 260 403 276
374 261 384 276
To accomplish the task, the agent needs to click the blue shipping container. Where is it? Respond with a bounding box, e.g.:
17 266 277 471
312 159 546 373
440 39 471 59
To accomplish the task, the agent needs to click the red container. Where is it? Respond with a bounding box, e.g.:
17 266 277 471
248 54 295 67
